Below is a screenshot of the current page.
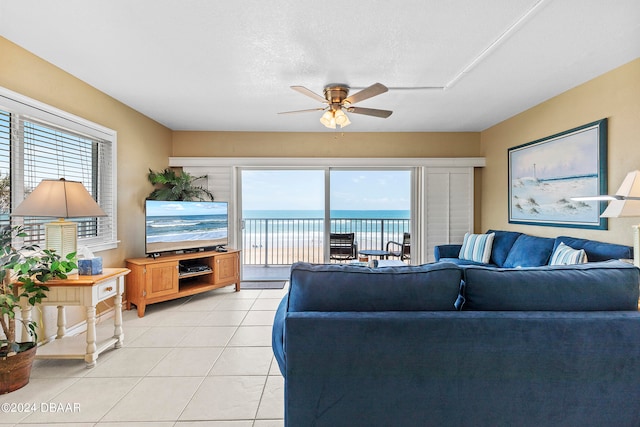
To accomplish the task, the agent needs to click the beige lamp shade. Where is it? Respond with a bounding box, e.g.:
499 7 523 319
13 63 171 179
600 170 640 218
11 178 106 263
12 178 106 218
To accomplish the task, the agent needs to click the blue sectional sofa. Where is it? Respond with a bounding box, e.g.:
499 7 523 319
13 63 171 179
272 261 640 427
434 229 633 267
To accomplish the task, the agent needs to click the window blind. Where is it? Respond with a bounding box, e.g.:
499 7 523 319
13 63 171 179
0 111 9 230
0 87 117 252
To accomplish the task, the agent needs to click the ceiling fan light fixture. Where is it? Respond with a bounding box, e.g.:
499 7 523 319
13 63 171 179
334 108 350 128
282 82 390 129
320 110 336 129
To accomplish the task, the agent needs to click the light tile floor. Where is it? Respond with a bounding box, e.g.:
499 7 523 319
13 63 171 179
0 285 287 426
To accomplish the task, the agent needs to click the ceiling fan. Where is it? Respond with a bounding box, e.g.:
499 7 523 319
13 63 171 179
278 82 393 129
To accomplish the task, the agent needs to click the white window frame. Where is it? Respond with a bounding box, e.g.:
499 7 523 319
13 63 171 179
0 86 118 252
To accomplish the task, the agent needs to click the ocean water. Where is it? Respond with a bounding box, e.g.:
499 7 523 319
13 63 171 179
242 210 410 241
146 214 228 243
243 210 410 219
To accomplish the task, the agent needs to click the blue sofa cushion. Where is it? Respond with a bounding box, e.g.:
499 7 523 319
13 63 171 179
438 257 495 267
463 260 640 311
554 235 633 262
288 262 463 312
486 229 522 267
503 234 555 267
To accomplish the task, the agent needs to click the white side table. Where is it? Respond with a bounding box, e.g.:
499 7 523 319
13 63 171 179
20 268 130 368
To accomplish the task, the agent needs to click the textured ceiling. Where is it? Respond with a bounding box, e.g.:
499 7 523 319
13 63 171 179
1 0 639 132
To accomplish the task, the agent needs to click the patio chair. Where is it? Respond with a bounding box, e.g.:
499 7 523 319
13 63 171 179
386 232 410 261
329 233 358 261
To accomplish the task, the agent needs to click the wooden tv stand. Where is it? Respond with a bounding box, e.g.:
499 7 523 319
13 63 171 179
125 250 240 317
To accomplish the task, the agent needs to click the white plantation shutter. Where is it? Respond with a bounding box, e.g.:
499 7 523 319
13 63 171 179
0 87 117 251
423 168 473 262
182 165 235 244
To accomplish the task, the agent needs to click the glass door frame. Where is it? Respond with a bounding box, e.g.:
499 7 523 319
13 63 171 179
238 166 415 268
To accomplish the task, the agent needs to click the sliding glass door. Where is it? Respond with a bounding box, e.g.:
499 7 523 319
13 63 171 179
241 169 325 280
329 169 411 257
240 168 412 279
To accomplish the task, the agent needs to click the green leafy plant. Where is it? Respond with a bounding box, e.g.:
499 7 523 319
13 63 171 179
0 226 76 356
147 168 214 201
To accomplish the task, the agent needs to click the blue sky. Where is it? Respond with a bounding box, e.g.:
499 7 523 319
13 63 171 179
241 170 411 211
146 200 228 216
510 128 599 180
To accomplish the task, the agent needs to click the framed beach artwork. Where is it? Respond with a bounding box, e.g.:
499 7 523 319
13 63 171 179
508 119 608 229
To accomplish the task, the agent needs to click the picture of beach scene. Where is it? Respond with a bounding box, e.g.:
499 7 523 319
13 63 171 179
145 200 228 254
508 120 606 229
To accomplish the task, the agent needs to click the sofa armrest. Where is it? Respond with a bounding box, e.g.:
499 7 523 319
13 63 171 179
434 244 462 260
272 294 288 376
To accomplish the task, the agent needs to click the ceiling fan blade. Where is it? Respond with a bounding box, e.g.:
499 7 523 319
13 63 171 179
346 107 393 118
278 107 326 115
290 86 328 104
344 83 388 105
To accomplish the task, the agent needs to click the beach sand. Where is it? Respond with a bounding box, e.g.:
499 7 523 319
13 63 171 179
147 238 227 254
242 244 395 265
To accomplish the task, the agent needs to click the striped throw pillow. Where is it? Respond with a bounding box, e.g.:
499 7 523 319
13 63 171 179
549 242 588 265
459 232 495 264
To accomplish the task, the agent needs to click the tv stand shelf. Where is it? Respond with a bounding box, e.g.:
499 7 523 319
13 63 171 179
178 269 212 279
125 250 240 317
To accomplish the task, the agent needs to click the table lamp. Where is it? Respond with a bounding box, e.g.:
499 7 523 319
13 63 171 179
597 170 640 267
11 178 107 260
573 170 640 267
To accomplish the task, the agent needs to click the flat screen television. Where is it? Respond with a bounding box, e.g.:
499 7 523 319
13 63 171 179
145 200 228 255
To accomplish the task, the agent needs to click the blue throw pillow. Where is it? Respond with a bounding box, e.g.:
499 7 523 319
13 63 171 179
459 233 495 264
486 230 522 267
549 242 587 265
503 234 555 267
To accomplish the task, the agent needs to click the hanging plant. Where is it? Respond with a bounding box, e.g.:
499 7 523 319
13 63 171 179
147 168 214 201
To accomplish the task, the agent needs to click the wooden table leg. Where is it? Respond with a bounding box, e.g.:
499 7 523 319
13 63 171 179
114 290 124 348
20 305 32 342
56 305 66 338
84 306 97 368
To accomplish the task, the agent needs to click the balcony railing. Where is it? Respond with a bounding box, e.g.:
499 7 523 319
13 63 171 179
242 217 410 266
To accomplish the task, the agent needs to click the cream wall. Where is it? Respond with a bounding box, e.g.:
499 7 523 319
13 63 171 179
172 131 481 158
480 58 640 246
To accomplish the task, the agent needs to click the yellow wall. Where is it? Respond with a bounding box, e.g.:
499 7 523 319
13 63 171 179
172 131 481 157
0 37 173 334
0 37 173 264
480 58 640 246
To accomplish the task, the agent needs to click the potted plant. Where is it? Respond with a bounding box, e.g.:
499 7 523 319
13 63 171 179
147 168 214 201
0 225 76 394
